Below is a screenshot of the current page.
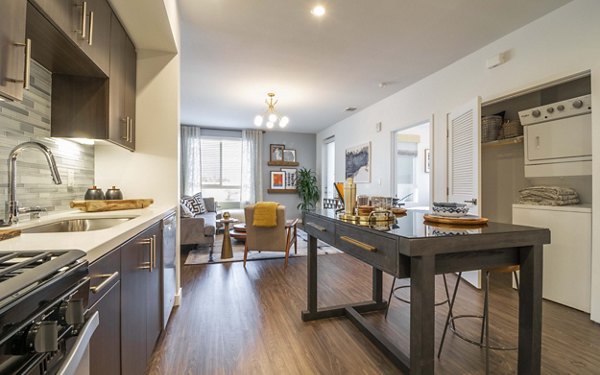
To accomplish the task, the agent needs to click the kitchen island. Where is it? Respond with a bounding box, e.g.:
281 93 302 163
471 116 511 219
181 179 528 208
303 209 550 375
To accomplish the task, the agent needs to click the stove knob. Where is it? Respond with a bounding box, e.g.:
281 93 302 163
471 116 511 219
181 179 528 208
573 100 584 109
27 321 58 353
546 107 554 113
557 104 565 111
532 109 541 117
59 299 85 325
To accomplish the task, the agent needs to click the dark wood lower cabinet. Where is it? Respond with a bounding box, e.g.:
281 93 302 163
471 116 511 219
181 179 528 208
89 281 121 375
87 215 171 375
121 222 163 375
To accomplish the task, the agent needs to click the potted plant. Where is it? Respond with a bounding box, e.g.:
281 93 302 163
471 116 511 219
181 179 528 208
296 167 320 211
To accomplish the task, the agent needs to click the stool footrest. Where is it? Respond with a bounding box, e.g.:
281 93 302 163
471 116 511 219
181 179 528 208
448 315 517 351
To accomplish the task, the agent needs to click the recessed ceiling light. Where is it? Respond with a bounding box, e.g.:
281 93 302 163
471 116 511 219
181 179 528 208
311 5 326 17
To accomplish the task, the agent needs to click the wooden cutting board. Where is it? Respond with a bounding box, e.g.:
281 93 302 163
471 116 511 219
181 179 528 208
0 229 21 241
423 214 488 225
70 199 154 212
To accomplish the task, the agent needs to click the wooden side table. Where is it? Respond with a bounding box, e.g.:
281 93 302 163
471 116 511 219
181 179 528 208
216 218 239 259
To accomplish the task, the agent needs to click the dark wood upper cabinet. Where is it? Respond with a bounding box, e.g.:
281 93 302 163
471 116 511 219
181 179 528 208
109 14 136 150
0 0 28 101
31 0 110 75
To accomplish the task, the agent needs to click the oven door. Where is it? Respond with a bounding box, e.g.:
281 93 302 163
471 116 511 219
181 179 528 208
56 312 99 375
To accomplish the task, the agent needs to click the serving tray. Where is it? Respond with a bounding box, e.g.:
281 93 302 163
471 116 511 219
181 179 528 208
70 199 154 212
423 214 488 225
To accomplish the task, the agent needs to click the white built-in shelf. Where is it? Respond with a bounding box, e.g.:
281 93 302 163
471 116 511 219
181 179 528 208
482 135 524 148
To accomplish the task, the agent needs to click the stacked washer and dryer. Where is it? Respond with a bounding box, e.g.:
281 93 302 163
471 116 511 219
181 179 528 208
513 94 592 313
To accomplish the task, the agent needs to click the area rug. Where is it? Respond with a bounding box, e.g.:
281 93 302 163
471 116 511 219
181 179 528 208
184 229 342 265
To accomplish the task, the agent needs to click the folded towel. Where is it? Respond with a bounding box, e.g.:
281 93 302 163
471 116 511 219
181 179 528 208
253 202 279 227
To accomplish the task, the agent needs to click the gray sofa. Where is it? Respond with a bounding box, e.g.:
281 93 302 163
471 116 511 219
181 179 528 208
180 197 220 259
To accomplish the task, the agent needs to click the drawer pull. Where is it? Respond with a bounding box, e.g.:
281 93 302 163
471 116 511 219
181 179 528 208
90 271 119 294
306 222 327 232
340 236 377 252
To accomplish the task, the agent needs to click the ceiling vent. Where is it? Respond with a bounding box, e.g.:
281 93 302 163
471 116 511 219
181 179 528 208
345 107 357 112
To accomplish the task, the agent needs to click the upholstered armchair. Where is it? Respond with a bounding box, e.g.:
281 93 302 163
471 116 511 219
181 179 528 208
243 204 298 268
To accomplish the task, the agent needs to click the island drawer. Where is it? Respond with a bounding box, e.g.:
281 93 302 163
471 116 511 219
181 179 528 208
335 224 397 275
88 247 121 306
304 215 335 244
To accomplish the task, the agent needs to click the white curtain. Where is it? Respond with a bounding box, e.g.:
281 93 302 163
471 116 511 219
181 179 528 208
241 129 263 205
181 125 203 196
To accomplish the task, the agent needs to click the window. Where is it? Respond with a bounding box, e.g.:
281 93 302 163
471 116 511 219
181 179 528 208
200 137 242 208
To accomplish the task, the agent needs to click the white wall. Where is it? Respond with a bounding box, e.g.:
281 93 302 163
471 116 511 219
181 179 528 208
316 0 600 321
96 0 182 297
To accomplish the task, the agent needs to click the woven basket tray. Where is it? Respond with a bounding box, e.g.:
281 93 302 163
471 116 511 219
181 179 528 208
481 115 502 142
499 119 523 139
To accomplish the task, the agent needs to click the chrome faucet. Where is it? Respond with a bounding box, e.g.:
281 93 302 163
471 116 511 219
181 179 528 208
5 142 62 225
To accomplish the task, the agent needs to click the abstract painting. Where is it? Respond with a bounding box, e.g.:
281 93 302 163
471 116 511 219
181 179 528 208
345 142 371 183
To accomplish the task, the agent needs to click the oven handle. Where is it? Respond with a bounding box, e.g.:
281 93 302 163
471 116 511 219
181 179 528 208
56 311 99 375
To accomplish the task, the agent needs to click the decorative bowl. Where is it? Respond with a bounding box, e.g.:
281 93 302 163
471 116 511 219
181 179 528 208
431 205 470 217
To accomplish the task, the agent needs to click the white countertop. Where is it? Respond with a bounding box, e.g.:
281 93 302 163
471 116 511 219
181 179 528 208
0 205 176 262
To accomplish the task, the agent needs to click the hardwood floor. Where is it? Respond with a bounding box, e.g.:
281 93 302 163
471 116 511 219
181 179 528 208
147 252 600 374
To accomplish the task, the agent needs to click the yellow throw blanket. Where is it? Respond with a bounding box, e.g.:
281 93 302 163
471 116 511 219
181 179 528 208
253 202 279 227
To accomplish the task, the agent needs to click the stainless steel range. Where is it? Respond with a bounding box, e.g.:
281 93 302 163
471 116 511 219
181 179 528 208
0 250 94 375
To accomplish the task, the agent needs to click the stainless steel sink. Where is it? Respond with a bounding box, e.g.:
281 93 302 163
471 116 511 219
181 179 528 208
22 217 135 233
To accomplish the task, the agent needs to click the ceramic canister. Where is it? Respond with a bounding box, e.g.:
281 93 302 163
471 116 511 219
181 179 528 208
105 186 124 200
84 186 105 200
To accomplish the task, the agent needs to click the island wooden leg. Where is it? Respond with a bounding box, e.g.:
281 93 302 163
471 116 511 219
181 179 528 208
410 255 435 375
372 268 383 304
518 245 543 375
303 235 318 319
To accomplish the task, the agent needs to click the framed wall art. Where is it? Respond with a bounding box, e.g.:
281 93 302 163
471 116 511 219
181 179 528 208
424 148 431 173
281 168 297 189
283 149 296 162
345 142 371 183
270 171 286 189
270 144 284 162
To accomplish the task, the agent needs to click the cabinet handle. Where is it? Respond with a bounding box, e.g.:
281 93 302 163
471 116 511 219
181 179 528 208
90 271 119 294
339 235 377 252
152 234 157 269
88 11 94 46
121 117 128 140
80 2 88 40
306 222 326 232
13 39 31 89
139 238 153 272
535 136 540 149
128 117 134 143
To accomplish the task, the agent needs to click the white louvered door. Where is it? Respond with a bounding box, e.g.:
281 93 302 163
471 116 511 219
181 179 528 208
447 97 481 216
447 97 482 289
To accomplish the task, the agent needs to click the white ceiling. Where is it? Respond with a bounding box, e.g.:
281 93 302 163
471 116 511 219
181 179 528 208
178 0 571 134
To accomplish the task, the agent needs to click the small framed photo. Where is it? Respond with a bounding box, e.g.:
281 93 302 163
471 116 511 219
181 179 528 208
283 149 296 162
270 171 286 189
424 148 431 173
270 144 285 162
281 168 297 189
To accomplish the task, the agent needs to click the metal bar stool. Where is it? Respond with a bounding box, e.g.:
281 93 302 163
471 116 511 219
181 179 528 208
438 266 520 374
384 274 453 320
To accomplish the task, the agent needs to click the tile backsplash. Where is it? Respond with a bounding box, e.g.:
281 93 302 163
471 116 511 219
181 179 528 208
0 61 94 220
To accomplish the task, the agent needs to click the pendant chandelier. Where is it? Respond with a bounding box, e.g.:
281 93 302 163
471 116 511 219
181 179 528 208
254 92 289 129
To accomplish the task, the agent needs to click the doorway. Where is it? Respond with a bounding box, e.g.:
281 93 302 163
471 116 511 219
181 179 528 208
323 137 335 199
393 122 431 209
